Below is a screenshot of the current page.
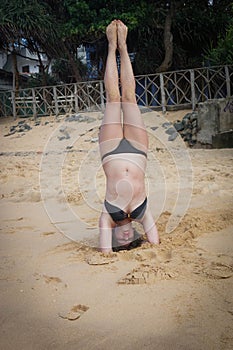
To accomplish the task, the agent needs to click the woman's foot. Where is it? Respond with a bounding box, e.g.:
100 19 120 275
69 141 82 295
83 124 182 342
117 20 128 51
106 20 117 50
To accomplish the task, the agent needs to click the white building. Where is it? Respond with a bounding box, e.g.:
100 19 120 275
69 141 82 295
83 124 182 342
0 47 51 90
1 47 51 75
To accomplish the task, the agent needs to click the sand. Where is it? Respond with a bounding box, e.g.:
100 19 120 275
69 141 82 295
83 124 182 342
0 109 233 350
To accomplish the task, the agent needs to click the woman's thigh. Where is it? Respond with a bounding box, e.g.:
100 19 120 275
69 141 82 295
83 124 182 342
99 102 123 157
122 102 148 151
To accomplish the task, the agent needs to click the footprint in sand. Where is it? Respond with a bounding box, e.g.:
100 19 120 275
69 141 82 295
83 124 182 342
43 275 64 284
86 252 118 265
118 264 178 285
197 261 233 279
59 304 89 321
33 273 68 289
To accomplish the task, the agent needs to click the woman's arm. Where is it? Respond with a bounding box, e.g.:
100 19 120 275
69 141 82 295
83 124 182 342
141 207 160 244
99 211 114 253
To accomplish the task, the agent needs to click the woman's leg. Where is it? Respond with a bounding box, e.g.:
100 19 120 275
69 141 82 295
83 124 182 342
117 20 148 151
99 20 123 158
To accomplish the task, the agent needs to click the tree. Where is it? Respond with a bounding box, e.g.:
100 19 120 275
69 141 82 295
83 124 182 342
51 57 87 84
205 2 233 65
156 1 174 73
172 0 233 68
1 0 232 90
0 0 60 89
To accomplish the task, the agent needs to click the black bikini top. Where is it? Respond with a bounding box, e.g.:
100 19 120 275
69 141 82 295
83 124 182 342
102 138 147 161
104 197 147 222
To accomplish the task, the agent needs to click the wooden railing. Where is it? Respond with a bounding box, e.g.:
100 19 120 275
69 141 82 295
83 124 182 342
0 65 232 118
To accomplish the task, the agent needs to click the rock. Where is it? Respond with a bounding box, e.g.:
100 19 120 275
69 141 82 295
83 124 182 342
5 120 32 135
10 126 17 132
174 121 184 132
151 126 158 131
86 117 95 123
59 126 70 140
59 126 67 132
179 130 186 137
183 118 191 127
185 128 192 134
168 132 178 141
162 122 171 129
192 127 197 135
183 133 192 141
18 126 26 132
165 127 176 135
66 114 83 122
182 113 193 127
24 124 32 130
58 134 70 141
65 114 95 123
173 111 198 147
18 120 25 125
183 113 192 121
191 119 197 128
191 134 197 142
190 112 198 121
91 137 98 143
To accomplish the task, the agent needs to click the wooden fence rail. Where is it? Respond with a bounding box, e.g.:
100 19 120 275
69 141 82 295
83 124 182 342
0 65 232 118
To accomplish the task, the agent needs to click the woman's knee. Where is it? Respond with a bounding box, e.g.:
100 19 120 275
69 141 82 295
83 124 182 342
121 91 136 104
106 91 121 103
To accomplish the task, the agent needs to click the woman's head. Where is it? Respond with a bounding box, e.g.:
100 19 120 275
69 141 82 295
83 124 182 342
112 222 143 251
113 221 134 245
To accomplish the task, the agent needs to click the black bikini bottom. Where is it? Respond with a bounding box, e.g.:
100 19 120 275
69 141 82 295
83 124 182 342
104 197 147 223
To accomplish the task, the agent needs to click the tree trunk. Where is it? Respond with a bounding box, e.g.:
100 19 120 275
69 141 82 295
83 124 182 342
12 50 19 92
157 2 174 73
36 50 49 87
64 45 81 82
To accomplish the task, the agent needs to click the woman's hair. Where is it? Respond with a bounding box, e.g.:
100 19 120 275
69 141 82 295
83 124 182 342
112 227 144 252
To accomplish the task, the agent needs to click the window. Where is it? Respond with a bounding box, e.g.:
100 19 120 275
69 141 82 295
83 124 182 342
22 65 30 73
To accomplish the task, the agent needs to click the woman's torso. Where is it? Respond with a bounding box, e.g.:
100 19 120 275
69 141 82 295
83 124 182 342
102 152 147 211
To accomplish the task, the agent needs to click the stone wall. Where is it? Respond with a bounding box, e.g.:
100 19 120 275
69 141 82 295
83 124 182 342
196 97 233 147
218 98 233 132
173 97 233 148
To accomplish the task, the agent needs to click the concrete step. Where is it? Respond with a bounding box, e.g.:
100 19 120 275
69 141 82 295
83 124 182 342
212 130 233 148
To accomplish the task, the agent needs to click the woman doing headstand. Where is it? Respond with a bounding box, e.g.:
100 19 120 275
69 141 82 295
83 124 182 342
99 20 159 253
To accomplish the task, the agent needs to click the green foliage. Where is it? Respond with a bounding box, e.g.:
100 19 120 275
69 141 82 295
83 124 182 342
52 57 87 83
170 0 233 68
1 0 232 85
0 0 59 57
205 12 233 66
23 72 59 88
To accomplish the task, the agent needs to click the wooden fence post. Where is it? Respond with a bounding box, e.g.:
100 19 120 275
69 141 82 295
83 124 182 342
74 84 79 113
225 65 231 98
53 86 58 117
100 81 105 111
11 90 17 119
32 88 37 120
159 73 166 113
87 84 90 111
190 69 196 110
145 76 148 107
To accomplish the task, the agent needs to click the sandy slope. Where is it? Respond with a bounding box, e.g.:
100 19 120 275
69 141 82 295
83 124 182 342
0 110 233 350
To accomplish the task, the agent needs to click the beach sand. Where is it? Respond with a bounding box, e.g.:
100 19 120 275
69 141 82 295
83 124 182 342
0 110 233 350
